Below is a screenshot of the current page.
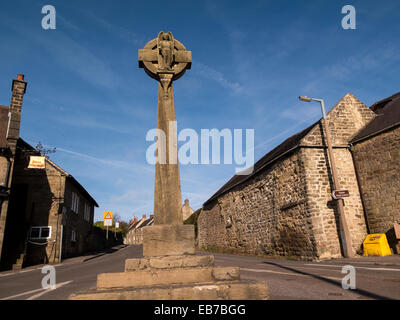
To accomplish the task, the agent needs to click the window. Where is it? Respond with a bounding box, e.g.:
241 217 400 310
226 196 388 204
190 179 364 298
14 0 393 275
71 191 79 213
71 230 77 242
84 203 91 222
30 226 52 239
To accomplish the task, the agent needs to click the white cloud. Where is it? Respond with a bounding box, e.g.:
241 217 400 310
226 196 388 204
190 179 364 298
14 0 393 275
194 62 243 93
55 147 153 175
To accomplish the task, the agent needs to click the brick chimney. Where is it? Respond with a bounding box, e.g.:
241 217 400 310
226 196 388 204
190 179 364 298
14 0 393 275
134 216 138 223
142 214 147 220
7 74 27 153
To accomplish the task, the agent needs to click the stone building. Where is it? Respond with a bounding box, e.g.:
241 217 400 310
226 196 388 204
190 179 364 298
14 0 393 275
350 92 400 250
124 214 154 245
125 199 196 245
182 199 194 221
0 75 99 270
198 92 399 260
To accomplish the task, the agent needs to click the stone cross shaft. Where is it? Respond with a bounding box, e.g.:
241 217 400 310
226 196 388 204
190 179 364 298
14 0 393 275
138 31 191 225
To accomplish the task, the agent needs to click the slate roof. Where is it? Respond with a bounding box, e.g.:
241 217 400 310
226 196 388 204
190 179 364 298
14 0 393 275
140 217 154 227
128 217 154 230
351 92 400 143
203 121 318 206
128 219 142 231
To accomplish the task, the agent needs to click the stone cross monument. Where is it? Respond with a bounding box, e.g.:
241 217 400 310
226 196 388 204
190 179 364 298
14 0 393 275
138 31 194 257
138 31 191 226
70 32 268 300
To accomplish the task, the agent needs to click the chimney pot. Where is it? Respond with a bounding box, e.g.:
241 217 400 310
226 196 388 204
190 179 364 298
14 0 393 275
150 214 154 219
142 214 146 219
17 74 24 81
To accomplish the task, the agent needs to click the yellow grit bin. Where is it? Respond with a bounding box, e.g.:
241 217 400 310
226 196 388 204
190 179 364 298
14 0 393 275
363 234 392 257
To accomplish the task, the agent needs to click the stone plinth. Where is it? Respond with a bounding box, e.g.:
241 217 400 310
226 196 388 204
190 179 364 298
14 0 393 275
97 266 240 289
69 251 268 300
142 224 195 257
69 280 269 300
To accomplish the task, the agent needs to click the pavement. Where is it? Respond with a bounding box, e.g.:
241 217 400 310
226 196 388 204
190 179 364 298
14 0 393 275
0 245 399 300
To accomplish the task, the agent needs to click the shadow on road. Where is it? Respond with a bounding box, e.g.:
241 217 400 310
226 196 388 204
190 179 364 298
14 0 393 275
263 261 392 300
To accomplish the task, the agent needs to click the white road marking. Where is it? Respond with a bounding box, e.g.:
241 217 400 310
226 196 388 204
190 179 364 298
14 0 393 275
26 281 72 300
304 264 400 272
288 265 345 273
240 268 342 281
1 280 72 300
0 264 62 278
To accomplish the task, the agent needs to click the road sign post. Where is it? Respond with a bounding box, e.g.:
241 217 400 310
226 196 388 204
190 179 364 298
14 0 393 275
332 190 350 200
115 222 119 239
104 212 113 241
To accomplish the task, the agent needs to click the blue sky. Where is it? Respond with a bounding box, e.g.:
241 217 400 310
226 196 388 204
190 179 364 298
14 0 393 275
0 0 399 222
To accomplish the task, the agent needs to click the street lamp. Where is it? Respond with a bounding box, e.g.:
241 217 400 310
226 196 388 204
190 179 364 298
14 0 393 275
299 96 353 258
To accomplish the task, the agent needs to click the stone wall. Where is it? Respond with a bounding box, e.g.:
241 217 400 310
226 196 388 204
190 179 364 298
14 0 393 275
90 226 123 251
2 152 64 266
199 93 376 260
0 157 9 187
300 146 368 259
300 94 375 258
0 76 27 266
61 178 95 259
3 150 98 267
199 152 318 260
352 126 400 250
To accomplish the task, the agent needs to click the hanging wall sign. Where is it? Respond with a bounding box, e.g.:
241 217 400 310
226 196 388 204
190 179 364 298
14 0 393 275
28 156 46 169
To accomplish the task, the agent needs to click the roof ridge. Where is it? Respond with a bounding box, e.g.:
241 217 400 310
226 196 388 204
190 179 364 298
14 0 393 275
370 91 400 111
203 120 318 206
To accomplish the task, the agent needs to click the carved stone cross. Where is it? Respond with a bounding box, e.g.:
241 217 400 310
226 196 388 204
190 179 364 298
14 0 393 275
138 31 191 226
139 31 191 99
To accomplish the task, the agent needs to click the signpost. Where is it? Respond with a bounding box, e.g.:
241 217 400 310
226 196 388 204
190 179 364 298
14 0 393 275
332 190 350 200
115 222 119 238
104 212 113 240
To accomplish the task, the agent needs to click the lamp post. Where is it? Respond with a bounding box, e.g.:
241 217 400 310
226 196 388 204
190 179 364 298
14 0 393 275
299 96 353 258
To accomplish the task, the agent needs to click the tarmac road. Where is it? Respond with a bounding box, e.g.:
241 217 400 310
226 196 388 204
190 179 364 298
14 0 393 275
0 245 399 300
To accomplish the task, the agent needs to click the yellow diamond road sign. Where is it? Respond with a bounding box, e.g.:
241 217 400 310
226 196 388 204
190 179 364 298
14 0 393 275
104 212 113 226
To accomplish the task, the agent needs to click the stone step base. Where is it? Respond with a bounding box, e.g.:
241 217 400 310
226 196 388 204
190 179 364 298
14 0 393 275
98 266 240 289
125 254 214 272
70 280 269 300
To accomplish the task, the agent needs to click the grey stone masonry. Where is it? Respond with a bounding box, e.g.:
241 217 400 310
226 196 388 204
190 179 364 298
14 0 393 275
199 93 377 260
